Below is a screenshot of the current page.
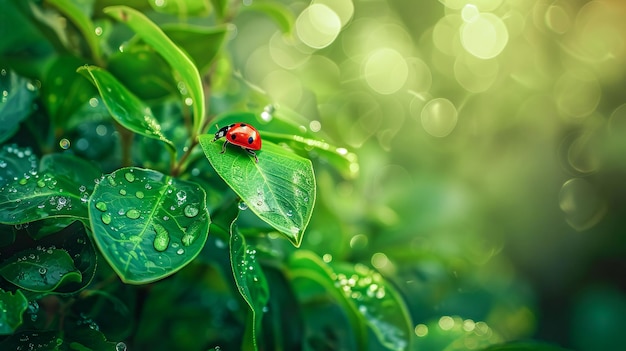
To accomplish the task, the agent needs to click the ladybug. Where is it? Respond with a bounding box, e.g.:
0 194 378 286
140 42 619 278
212 122 262 163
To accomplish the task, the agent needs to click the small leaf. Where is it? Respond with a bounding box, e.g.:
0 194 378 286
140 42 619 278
162 24 228 74
199 136 315 247
0 248 82 292
0 289 28 335
230 224 269 351
104 5 205 136
88 167 210 284
0 70 37 143
78 65 175 153
47 0 102 61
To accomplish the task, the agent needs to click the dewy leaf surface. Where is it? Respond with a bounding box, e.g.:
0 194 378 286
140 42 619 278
103 5 205 135
230 223 269 351
88 167 210 284
0 289 28 334
0 70 37 143
78 65 175 152
199 136 315 247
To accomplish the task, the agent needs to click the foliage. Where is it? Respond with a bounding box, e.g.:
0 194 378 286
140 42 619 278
2 0 622 350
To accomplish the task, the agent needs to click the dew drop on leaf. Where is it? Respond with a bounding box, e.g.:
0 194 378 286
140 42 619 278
135 191 144 199
38 267 47 275
183 204 199 218
181 219 203 246
152 223 169 252
119 189 127 195
95 202 107 212
126 209 140 219
176 248 184 255
18 178 27 185
37 180 45 188
124 172 135 182
101 212 112 225
238 202 248 211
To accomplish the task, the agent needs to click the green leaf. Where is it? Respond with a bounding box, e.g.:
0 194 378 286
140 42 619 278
199 136 315 247
0 289 28 335
0 328 120 350
241 1 295 34
148 0 212 16
162 24 228 74
104 5 205 136
289 251 412 351
42 56 97 127
108 45 178 100
0 153 100 225
210 0 227 18
0 248 82 292
47 0 102 61
331 262 412 351
0 70 37 143
230 223 269 351
78 65 176 153
88 167 210 284
0 144 38 188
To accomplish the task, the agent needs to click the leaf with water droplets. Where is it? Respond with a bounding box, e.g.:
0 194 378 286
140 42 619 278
0 248 82 293
199 136 316 247
289 251 412 351
0 144 38 188
0 289 28 334
230 222 269 351
0 70 37 144
0 153 100 225
47 0 102 61
78 65 175 154
88 167 210 284
103 5 205 136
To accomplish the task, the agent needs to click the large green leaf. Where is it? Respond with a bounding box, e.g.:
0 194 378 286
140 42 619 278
0 153 100 225
104 5 205 136
88 167 210 284
78 65 175 153
199 136 315 247
230 223 269 351
0 144 38 188
0 248 82 293
0 70 37 143
0 289 28 335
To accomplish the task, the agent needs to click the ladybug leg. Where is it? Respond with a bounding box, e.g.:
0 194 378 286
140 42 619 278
221 140 229 154
245 149 259 163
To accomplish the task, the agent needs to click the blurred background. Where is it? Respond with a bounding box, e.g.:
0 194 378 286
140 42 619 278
226 0 626 349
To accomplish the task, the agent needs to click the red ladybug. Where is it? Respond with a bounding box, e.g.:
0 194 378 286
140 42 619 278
212 123 262 163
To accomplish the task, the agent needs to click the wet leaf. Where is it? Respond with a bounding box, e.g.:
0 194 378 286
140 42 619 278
78 65 175 153
289 251 412 351
0 248 82 293
88 167 210 284
0 289 28 335
230 223 269 351
199 135 315 247
104 5 205 135
0 70 37 143
0 144 38 188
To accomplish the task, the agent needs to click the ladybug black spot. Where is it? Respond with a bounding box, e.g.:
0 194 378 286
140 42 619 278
240 123 247 127
230 133 237 140
247 136 254 144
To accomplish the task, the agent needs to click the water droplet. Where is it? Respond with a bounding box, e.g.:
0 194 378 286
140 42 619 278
135 191 144 199
176 190 187 204
101 212 112 225
152 223 169 251
124 172 135 182
181 220 203 246
176 248 185 255
115 342 127 351
95 202 107 212
37 180 45 188
126 209 140 219
107 176 116 186
238 202 248 211
18 178 27 185
59 138 70 149
119 189 127 195
94 26 103 36
38 267 47 275
183 204 199 218
78 185 86 192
